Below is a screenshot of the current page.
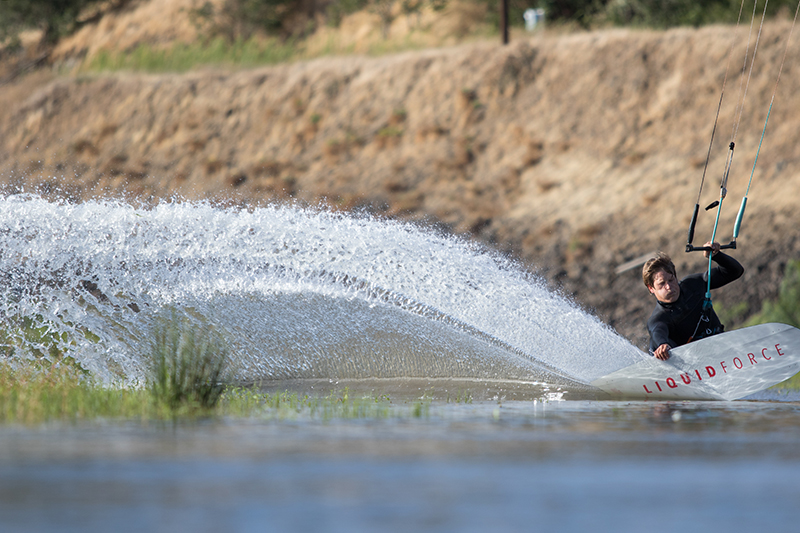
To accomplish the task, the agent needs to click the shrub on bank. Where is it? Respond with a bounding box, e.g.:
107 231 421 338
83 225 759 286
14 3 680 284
0 0 127 49
747 259 800 390
747 260 800 330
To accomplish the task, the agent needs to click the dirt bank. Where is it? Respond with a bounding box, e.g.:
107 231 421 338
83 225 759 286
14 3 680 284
2 21 800 347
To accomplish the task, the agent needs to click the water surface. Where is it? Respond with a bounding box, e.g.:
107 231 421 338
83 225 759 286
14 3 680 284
2 397 800 532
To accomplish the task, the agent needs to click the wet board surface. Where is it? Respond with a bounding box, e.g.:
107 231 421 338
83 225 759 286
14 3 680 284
592 323 800 400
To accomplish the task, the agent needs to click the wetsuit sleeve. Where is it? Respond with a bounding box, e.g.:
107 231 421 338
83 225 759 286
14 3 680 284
647 315 675 353
705 252 744 289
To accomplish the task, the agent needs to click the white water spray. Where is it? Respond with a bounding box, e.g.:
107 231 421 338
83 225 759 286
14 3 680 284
0 194 645 388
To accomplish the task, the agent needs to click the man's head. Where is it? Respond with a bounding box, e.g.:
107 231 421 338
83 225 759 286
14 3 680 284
643 252 680 303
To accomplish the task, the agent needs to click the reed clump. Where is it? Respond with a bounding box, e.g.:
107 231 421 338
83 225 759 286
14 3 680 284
146 311 231 411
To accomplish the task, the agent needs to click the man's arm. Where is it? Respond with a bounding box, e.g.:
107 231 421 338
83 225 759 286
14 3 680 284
648 317 675 360
707 251 744 289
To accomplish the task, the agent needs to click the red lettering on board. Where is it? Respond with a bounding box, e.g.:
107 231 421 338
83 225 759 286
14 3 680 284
637 341 789 396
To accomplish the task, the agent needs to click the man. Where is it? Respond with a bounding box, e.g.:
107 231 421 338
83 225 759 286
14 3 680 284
642 242 744 360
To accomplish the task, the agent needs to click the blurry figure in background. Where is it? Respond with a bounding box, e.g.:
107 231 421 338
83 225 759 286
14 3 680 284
524 8 545 32
642 242 744 360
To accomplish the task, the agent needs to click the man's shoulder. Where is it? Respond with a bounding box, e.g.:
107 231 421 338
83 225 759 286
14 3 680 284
680 271 706 289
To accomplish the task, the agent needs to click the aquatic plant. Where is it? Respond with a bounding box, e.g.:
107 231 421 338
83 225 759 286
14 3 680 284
147 311 231 411
0 361 149 424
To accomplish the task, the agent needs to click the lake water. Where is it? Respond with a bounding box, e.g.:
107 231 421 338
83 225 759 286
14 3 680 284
1 196 799 531
2 394 800 532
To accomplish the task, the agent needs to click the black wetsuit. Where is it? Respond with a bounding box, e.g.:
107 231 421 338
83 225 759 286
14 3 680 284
647 252 744 354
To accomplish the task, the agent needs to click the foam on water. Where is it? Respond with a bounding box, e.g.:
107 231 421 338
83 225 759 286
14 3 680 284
0 194 646 387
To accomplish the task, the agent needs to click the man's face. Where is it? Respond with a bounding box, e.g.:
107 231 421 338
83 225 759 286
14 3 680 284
649 269 680 303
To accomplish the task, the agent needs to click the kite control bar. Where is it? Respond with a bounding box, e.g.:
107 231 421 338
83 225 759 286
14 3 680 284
686 241 737 253
685 196 747 254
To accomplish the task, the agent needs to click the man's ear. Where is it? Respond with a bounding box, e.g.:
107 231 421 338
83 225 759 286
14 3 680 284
648 286 656 295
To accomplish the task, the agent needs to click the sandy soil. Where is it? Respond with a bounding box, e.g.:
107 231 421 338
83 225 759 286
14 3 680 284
1 4 799 346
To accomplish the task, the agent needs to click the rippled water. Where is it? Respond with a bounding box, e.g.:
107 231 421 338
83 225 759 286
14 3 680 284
2 397 800 532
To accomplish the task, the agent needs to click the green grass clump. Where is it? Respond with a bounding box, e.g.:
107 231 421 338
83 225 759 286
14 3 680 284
377 126 404 138
746 259 800 330
84 37 301 73
744 259 800 390
0 362 151 424
147 311 231 411
772 374 800 390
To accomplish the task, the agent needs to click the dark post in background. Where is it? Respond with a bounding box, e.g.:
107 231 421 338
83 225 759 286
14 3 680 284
501 0 509 44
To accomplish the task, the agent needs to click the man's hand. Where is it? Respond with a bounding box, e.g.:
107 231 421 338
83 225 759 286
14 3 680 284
703 241 721 259
653 343 671 360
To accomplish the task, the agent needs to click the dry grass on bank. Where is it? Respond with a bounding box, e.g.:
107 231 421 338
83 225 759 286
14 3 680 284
47 0 514 73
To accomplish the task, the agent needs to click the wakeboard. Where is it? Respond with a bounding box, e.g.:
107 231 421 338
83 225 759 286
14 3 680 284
592 323 800 400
